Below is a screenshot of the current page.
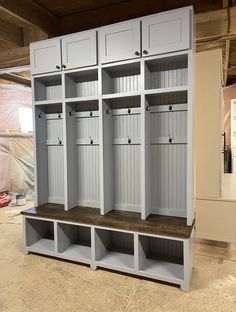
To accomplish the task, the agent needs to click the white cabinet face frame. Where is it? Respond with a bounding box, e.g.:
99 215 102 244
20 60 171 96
30 38 62 75
99 20 141 64
61 30 97 70
142 9 190 57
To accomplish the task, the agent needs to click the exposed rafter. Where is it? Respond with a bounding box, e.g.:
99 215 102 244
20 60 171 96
0 72 31 87
0 46 29 69
0 0 59 35
0 18 23 47
224 40 231 86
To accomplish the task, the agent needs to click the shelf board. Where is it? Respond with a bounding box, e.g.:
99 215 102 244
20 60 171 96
102 91 140 100
61 244 91 260
22 205 193 239
97 251 134 270
28 238 54 252
139 258 183 282
66 95 99 103
145 86 188 96
34 99 63 105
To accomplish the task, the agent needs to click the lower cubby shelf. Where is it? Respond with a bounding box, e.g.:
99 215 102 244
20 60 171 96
95 229 134 271
138 235 184 282
23 206 194 291
25 218 55 254
57 223 91 263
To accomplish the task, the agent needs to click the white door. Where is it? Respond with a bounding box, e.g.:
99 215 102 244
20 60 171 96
142 9 190 57
61 30 97 70
30 38 61 75
99 20 141 63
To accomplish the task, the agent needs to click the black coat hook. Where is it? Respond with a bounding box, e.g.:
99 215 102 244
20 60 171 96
128 136 131 144
58 113 61 119
57 137 62 145
90 111 93 117
38 113 42 119
169 105 173 111
69 110 73 116
90 136 93 145
168 134 173 144
128 108 131 114
146 105 151 111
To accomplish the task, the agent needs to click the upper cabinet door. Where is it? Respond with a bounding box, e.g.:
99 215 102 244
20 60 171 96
30 38 61 75
99 20 141 63
61 30 97 70
142 9 190 57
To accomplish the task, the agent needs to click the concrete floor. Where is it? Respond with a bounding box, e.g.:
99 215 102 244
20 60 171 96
0 202 235 312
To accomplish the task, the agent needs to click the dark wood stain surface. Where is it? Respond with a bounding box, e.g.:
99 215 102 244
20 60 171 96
21 204 194 239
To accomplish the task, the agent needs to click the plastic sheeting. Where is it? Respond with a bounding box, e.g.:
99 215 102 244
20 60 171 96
0 84 34 195
0 135 34 194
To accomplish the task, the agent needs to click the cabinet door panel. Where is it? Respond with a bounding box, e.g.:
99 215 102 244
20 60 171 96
142 10 190 56
30 38 61 75
99 20 140 63
62 31 97 70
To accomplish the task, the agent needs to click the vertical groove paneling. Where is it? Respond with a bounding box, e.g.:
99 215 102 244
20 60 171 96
76 78 98 97
47 145 64 203
148 237 183 262
151 144 187 216
112 113 141 212
76 115 100 207
151 111 187 138
46 84 62 100
47 118 63 144
147 57 188 89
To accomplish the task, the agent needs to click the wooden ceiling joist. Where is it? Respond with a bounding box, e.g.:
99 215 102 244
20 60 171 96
0 46 29 69
0 18 23 47
0 0 59 35
224 39 231 86
0 73 31 87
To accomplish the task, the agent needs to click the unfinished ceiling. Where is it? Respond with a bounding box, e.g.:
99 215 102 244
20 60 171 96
0 0 235 86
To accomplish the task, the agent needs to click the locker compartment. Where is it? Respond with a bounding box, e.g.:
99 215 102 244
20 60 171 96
65 101 100 208
35 103 64 206
103 98 141 213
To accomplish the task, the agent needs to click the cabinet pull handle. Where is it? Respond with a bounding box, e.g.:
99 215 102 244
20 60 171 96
58 137 62 145
143 50 148 55
56 65 60 70
62 64 66 69
135 51 140 56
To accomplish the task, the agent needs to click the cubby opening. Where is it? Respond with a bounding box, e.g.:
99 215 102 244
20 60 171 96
26 218 55 252
65 69 98 99
57 223 91 261
145 96 187 217
103 98 141 213
35 103 64 206
102 62 140 95
138 235 184 281
34 74 62 101
65 101 100 208
95 229 134 270
145 54 188 90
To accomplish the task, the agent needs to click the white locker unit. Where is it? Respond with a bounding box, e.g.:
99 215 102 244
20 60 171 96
25 6 195 292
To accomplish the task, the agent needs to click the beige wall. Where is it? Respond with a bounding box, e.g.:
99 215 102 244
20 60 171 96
195 50 236 243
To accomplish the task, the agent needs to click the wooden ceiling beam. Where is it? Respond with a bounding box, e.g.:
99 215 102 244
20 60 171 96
0 73 31 87
0 46 29 69
0 0 59 36
224 39 230 86
0 18 23 46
